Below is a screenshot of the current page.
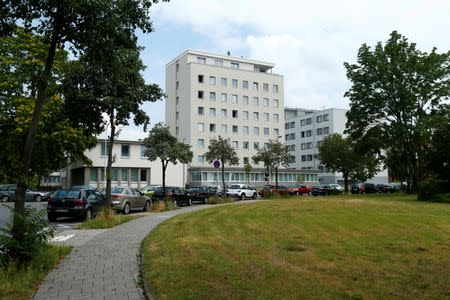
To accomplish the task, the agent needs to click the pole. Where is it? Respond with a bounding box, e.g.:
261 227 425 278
104 122 108 189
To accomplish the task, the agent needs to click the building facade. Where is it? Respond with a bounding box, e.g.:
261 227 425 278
284 107 388 185
62 140 184 189
166 50 319 187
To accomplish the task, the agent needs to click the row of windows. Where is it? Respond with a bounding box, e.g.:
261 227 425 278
197 72 279 93
196 57 240 70
301 155 314 162
285 121 295 129
299 114 329 126
197 139 276 151
197 107 280 122
197 123 280 137
100 143 147 158
297 127 329 138
196 155 255 165
285 133 295 140
191 171 318 183
89 168 148 182
197 91 279 107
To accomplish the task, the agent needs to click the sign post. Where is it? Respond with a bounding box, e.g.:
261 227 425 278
213 160 220 188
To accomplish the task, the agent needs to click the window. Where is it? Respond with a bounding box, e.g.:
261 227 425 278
263 113 269 122
176 97 179 106
232 125 238 133
263 98 269 107
273 84 279 93
221 93 227 102
215 59 223 67
306 130 312 137
306 118 312 125
140 145 147 158
198 90 204 99
253 97 259 106
121 169 128 181
290 133 295 140
253 112 259 121
243 126 249 135
242 95 249 104
90 168 97 181
301 131 305 138
301 143 306 150
254 142 259 150
286 134 290 141
307 142 312 149
232 94 238 103
209 92 216 101
301 119 305 126
198 123 204 132
264 127 269 137
221 77 227 87
198 74 204 83
210 123 216 132
176 81 179 90
197 155 204 164
209 108 216 117
221 109 227 118
101 142 107 156
253 82 259 90
121 145 130 157
243 157 249 164
290 145 296 151
232 110 238 118
243 111 249 120
263 83 269 92
243 141 249 149
317 141 323 148
232 141 238 149
140 169 147 182
324 127 329 134
221 124 227 134
232 79 238 88
198 106 204 116
273 114 279 122
274 128 279 137
301 155 306 162
285 123 290 129
209 76 216 85
131 169 138 182
231 62 239 69
197 57 206 64
273 99 279 108
253 127 259 136
307 155 313 161
323 114 329 121
243 80 248 89
198 139 204 148
317 128 323 135
290 121 295 128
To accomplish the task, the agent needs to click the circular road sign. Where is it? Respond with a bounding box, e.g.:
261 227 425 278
213 160 221 169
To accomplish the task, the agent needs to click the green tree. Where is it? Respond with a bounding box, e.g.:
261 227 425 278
2 0 166 238
317 134 380 193
143 123 193 195
252 140 293 190
244 164 253 184
344 31 450 191
204 136 239 195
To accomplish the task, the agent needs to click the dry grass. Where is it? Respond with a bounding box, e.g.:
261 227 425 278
77 207 136 229
142 194 450 299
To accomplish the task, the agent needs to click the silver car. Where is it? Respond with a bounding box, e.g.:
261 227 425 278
111 187 152 214
0 184 51 202
226 184 258 200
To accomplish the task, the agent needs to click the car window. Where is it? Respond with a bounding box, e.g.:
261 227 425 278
94 191 104 201
229 185 241 189
133 189 142 195
124 188 131 195
53 189 81 199
111 187 124 193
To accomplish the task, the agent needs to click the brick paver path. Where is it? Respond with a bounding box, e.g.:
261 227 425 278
33 205 213 300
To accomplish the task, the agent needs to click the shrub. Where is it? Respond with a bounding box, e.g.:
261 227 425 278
208 196 235 204
418 180 450 203
0 207 55 266
163 200 178 211
77 208 134 229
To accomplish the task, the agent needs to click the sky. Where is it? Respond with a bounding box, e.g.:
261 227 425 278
116 0 450 140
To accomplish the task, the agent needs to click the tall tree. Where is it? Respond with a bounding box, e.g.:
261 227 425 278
143 123 193 195
1 0 166 236
252 140 293 190
344 31 450 191
316 134 380 193
204 136 239 195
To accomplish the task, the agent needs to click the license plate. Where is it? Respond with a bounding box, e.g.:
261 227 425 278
56 209 68 213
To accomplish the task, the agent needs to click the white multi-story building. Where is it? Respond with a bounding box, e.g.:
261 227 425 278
166 50 319 187
284 107 388 186
63 140 184 189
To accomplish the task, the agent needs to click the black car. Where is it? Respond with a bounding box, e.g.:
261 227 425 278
186 186 218 204
47 186 106 221
151 186 192 206
311 185 343 196
351 183 379 194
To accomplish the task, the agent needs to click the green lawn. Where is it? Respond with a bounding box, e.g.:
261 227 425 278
142 194 450 299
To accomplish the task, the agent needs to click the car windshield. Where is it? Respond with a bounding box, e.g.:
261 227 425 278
228 185 242 189
111 187 124 193
53 190 81 199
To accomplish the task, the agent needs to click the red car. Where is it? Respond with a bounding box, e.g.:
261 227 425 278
259 185 292 197
288 185 312 195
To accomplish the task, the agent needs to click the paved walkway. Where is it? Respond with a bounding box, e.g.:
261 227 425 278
33 205 213 300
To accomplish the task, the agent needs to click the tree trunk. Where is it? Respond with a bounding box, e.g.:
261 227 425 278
162 160 167 199
275 167 279 190
343 172 349 194
221 161 226 197
13 9 62 241
105 109 115 207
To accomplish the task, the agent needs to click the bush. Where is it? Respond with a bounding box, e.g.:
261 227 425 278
164 200 178 211
0 207 55 266
417 180 450 203
207 196 235 204
77 208 135 229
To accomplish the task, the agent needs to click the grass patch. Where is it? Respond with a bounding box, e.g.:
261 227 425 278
207 196 235 204
77 208 136 229
0 244 71 300
142 194 450 299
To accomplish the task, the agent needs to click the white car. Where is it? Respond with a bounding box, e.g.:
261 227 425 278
226 184 258 200
328 184 343 191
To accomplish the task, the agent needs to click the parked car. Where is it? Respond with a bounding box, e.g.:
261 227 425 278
151 186 192 206
288 185 312 195
111 187 152 214
260 185 291 197
47 186 106 221
328 184 343 191
0 184 51 202
226 184 257 200
351 183 378 194
311 184 343 196
186 186 220 204
140 185 161 197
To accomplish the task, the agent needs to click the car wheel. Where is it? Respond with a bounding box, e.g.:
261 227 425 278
1 195 8 202
239 193 245 200
252 193 257 199
187 198 192 206
143 200 151 211
48 214 57 222
123 202 130 214
34 194 42 202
